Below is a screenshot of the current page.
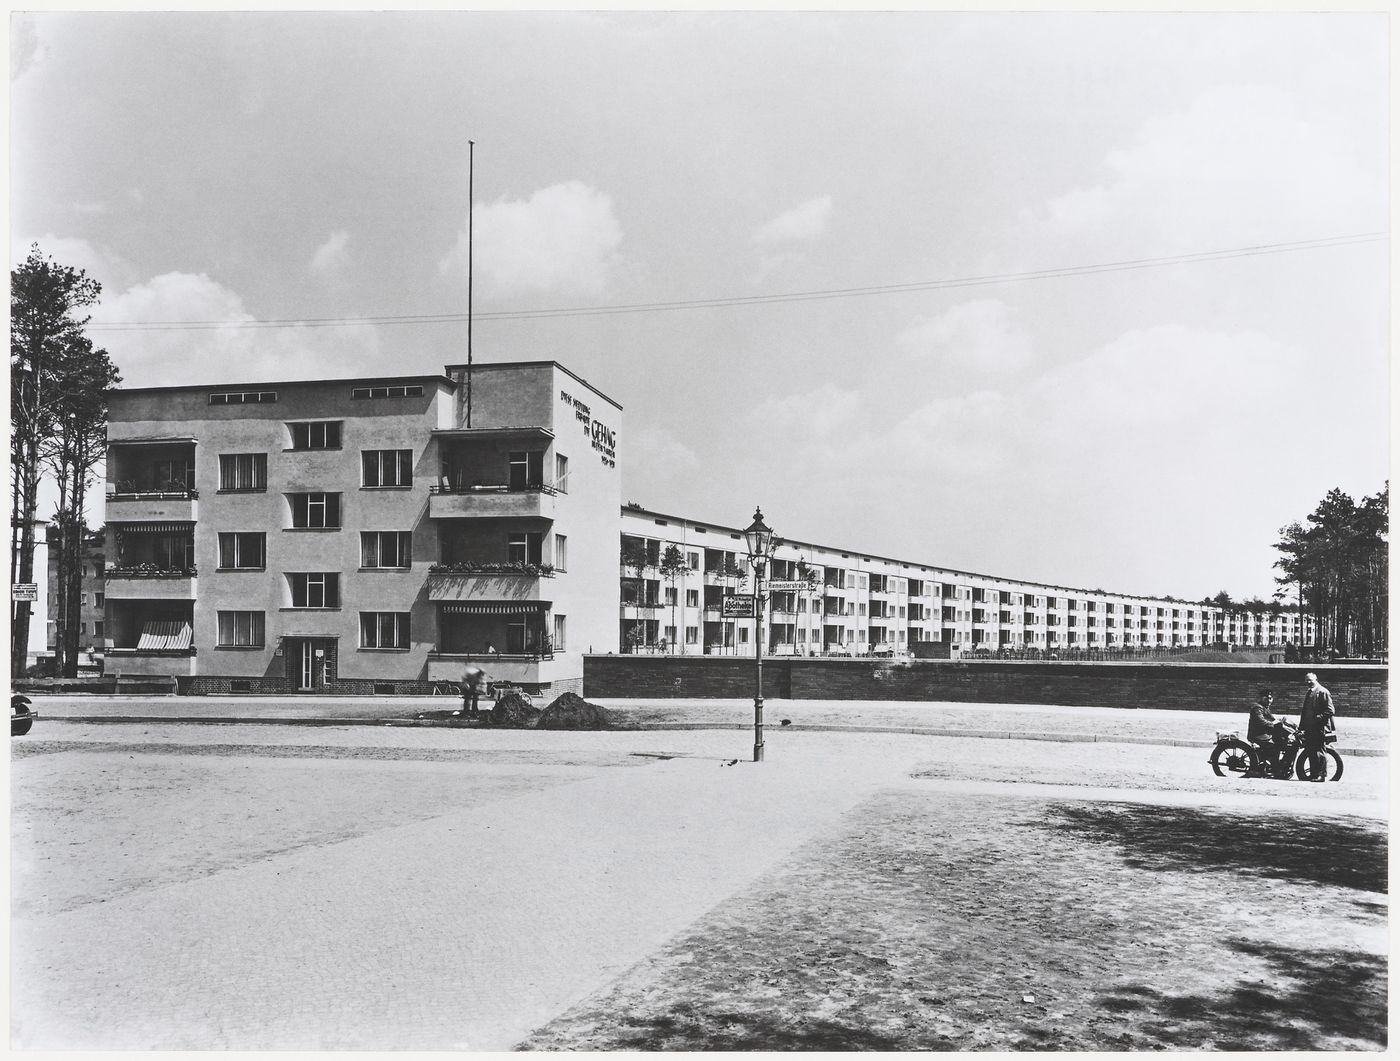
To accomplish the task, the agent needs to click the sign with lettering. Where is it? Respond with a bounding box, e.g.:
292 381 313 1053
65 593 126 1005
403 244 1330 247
722 594 756 618
12 583 37 601
560 388 618 469
767 580 812 592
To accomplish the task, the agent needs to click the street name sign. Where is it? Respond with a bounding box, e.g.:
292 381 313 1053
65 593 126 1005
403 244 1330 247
12 583 38 601
767 580 812 592
722 594 756 617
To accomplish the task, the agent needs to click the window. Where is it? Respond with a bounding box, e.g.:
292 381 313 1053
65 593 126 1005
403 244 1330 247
555 454 569 493
686 625 698 645
687 551 699 570
209 390 276 405
686 589 699 608
664 587 677 606
290 421 342 450
508 450 545 490
153 458 194 490
360 611 409 649
219 453 267 492
508 532 544 565
351 384 423 399
554 534 567 572
361 531 412 568
81 593 88 606
217 610 265 647
362 449 413 488
290 493 342 529
218 532 266 569
94 592 104 607
94 620 104 638
553 615 567 652
289 573 340 608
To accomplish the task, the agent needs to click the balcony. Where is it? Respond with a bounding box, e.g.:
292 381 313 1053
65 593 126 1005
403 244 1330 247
103 567 198 600
427 564 553 603
428 483 557 521
106 490 198 523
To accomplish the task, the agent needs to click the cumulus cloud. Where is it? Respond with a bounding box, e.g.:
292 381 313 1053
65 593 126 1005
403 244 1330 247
752 382 862 437
896 299 1035 381
440 181 623 299
753 196 833 245
309 229 351 276
91 271 381 388
11 233 137 292
1019 84 1386 250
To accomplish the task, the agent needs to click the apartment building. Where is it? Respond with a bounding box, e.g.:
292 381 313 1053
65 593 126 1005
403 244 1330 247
44 524 106 664
618 505 1310 656
102 361 621 694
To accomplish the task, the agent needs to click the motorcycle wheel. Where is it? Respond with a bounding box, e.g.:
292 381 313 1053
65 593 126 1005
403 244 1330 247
1294 747 1344 782
1210 739 1256 779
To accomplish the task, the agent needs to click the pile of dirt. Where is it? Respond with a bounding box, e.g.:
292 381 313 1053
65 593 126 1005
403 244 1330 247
489 692 542 728
537 692 613 730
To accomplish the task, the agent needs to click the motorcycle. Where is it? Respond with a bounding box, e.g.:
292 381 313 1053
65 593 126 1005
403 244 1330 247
1209 723 1343 782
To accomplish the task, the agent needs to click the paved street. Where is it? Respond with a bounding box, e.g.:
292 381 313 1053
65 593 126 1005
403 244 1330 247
10 703 1389 1049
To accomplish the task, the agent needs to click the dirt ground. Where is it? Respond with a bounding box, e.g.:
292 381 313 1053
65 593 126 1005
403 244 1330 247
521 785 1388 1051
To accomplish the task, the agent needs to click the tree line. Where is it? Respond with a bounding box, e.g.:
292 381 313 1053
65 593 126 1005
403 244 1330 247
1274 484 1388 657
10 246 121 676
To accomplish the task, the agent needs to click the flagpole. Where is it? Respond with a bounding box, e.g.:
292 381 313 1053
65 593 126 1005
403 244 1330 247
467 138 475 429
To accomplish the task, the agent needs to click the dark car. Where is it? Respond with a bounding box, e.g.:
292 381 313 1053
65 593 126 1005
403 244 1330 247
12 694 35 736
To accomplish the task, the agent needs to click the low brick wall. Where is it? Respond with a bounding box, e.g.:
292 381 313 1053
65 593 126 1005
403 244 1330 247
582 656 1389 718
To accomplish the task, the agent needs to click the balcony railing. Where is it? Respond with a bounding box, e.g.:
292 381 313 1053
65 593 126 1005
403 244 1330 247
430 561 555 577
105 565 198 579
108 487 200 501
429 480 558 496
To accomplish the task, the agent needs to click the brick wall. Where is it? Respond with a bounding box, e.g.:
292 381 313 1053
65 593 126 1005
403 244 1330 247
582 657 1388 718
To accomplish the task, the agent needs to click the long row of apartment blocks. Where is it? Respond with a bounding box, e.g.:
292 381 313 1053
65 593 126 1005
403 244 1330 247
617 506 1310 657
98 359 1306 694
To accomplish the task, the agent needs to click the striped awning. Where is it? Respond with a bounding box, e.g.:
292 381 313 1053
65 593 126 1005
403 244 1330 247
439 601 548 615
137 621 193 650
110 522 196 535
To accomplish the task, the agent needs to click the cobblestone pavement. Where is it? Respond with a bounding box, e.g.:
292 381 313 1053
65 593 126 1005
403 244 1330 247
10 719 1388 1049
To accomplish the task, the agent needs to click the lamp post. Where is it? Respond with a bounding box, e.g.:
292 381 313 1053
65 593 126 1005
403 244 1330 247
743 507 775 762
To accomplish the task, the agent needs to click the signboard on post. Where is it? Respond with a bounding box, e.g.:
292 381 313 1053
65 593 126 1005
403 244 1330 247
766 580 811 592
722 594 756 618
12 583 38 602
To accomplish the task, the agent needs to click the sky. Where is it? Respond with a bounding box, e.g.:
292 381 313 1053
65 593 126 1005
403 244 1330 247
10 10 1391 612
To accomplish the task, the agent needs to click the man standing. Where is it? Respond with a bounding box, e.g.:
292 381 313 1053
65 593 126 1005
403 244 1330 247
1299 671 1337 750
460 664 486 717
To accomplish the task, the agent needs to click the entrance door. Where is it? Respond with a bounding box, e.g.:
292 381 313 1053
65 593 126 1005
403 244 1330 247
299 641 316 691
286 638 332 692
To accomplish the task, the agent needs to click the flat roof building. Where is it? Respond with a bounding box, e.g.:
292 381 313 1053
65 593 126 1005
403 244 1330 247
103 361 621 694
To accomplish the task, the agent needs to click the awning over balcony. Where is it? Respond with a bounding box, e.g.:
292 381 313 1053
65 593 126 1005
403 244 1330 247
110 521 196 534
137 621 192 650
439 602 548 615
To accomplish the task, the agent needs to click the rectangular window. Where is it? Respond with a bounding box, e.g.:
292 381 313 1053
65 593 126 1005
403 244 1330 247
218 532 266 569
688 551 700 570
360 611 409 649
508 532 544 565
81 592 88 605
351 384 423 399
289 492 342 529
209 390 276 405
289 573 340 608
664 586 677 606
153 458 194 490
686 589 699 608
554 534 567 572
361 531 412 568
290 421 342 450
685 625 698 645
553 615 567 652
508 450 545 490
219 453 267 492
555 454 569 493
217 610 265 647
94 592 104 607
94 620 104 638
362 449 413 488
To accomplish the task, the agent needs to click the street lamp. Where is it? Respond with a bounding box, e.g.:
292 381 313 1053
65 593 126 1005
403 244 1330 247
743 506 776 762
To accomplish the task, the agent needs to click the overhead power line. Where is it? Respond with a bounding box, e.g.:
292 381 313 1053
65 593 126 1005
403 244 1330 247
85 232 1387 333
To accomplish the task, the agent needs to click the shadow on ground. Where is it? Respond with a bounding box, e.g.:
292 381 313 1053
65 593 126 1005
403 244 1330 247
1045 802 1387 893
1098 941 1387 1050
530 1007 907 1051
